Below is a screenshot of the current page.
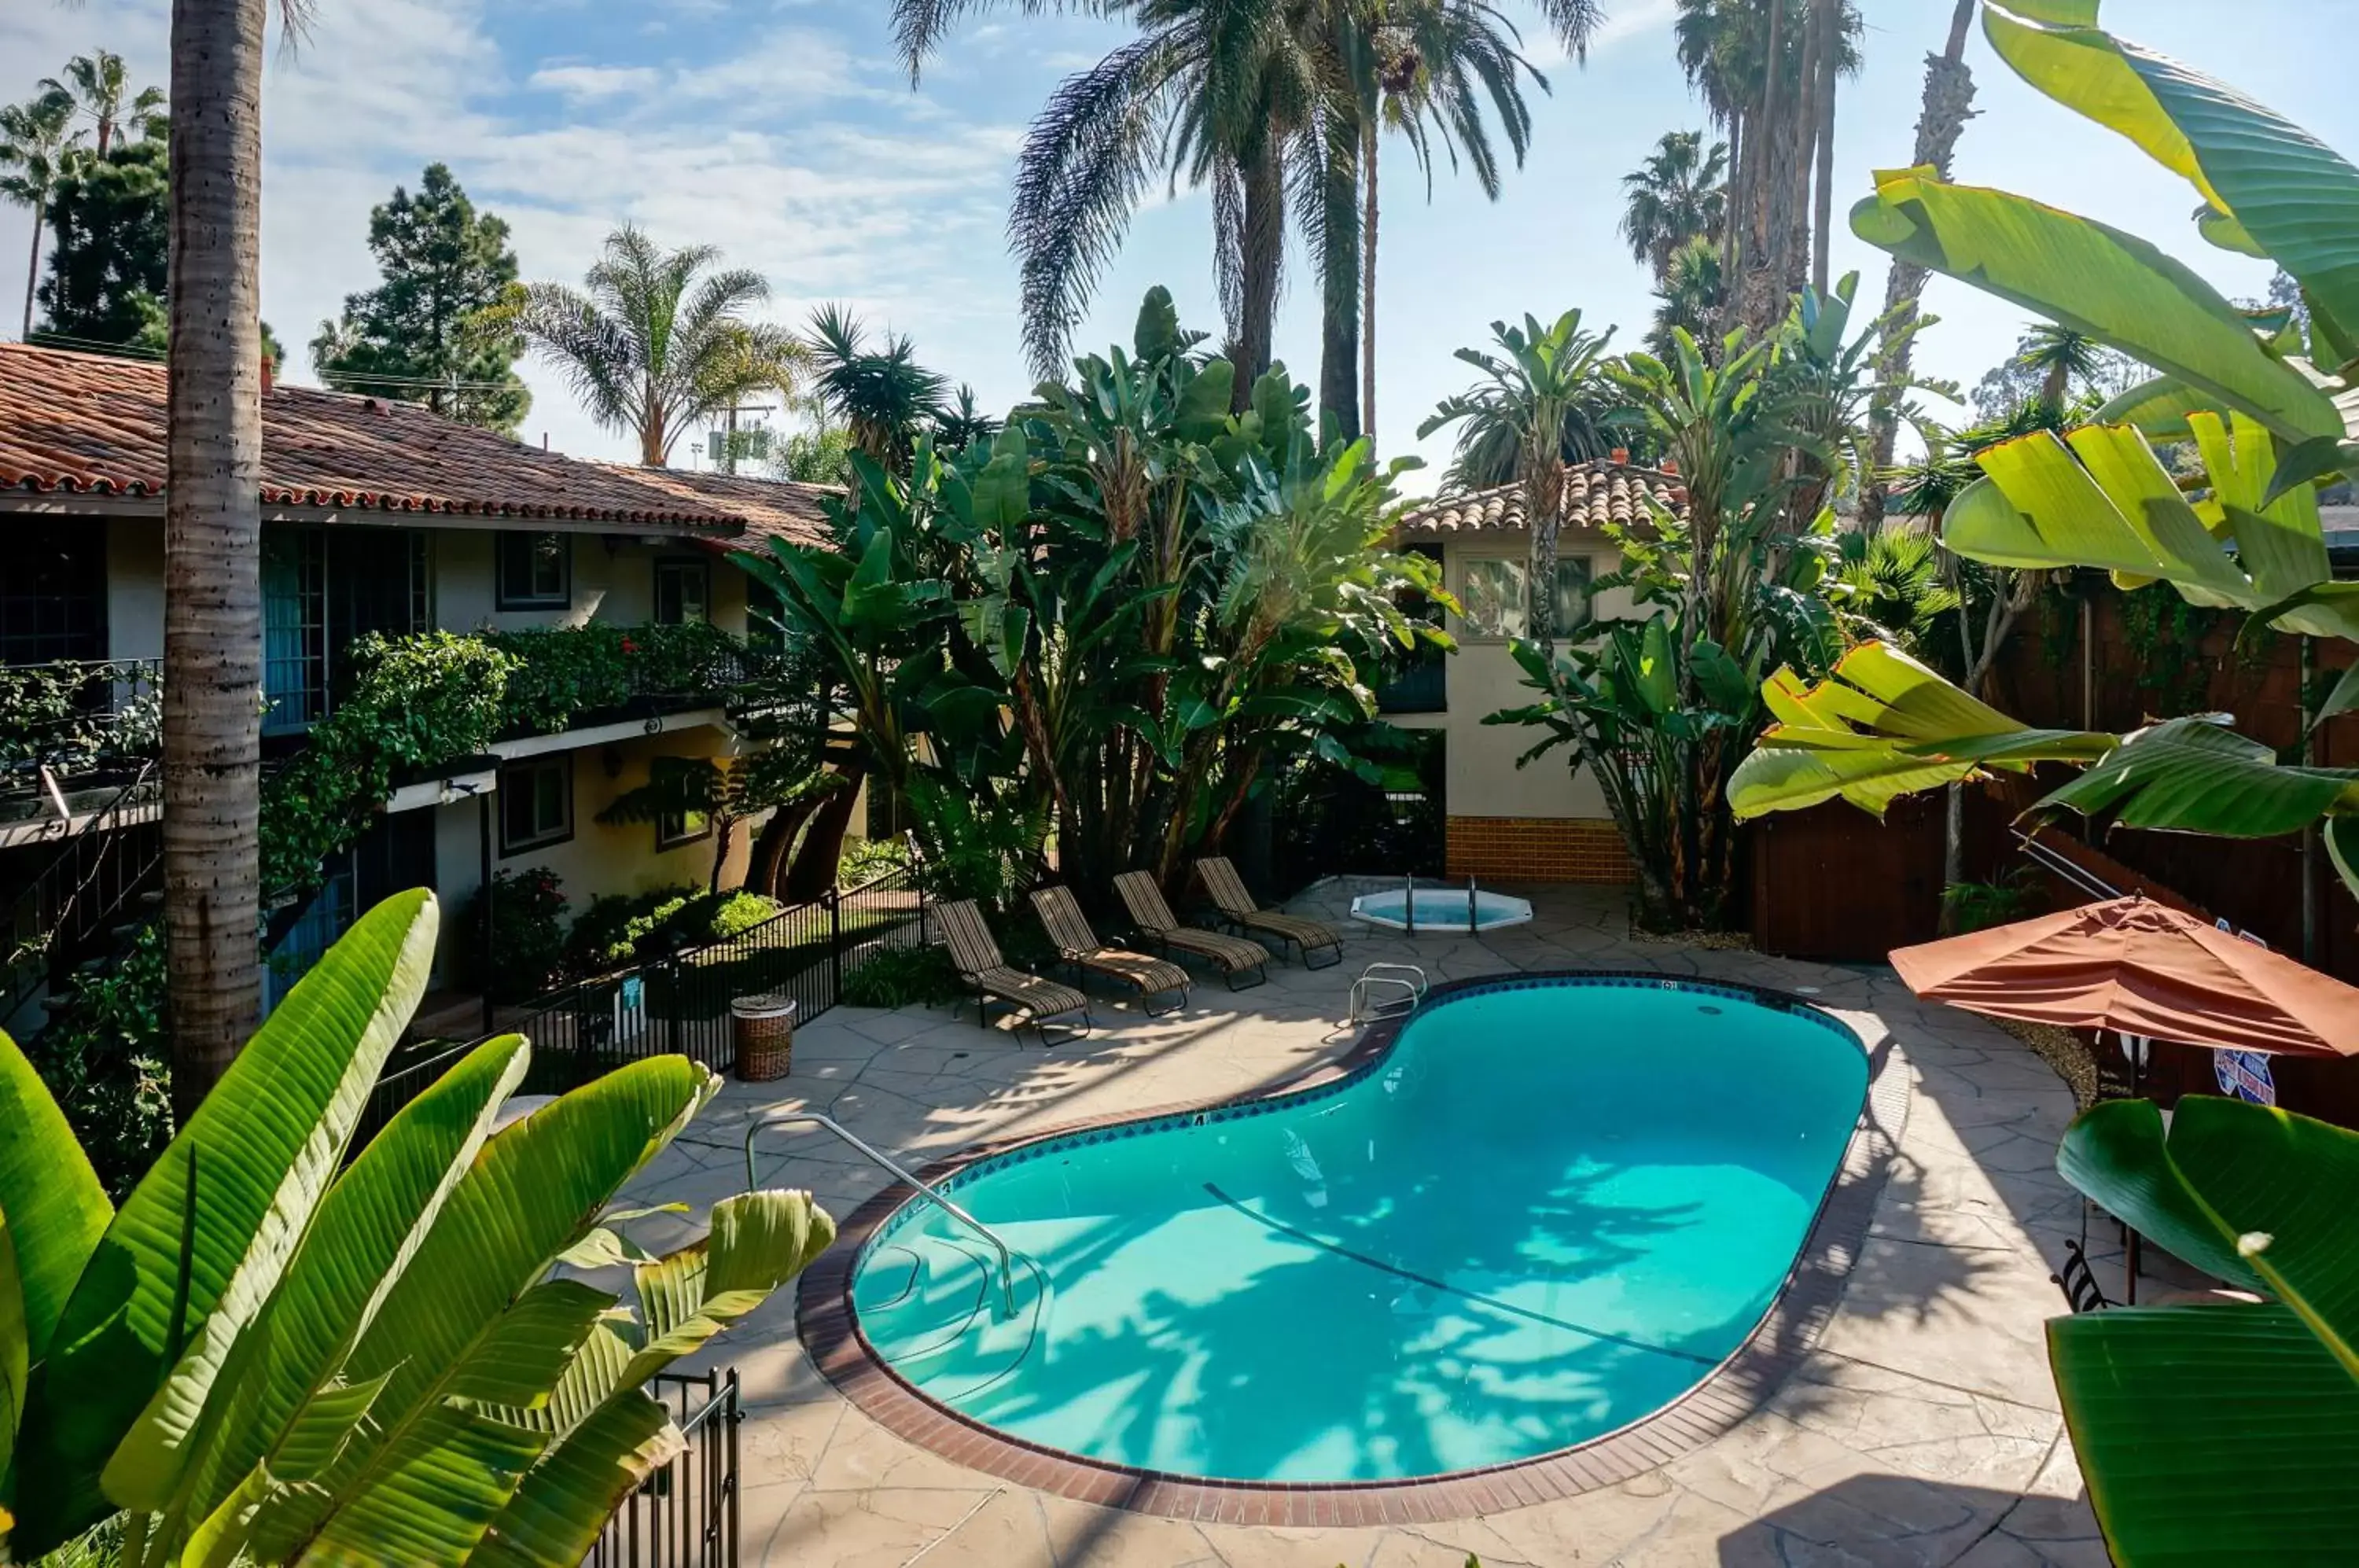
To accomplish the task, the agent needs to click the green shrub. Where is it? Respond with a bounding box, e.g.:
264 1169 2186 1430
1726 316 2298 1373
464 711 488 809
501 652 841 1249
28 921 171 1200
837 834 910 885
466 865 569 1001
565 885 782 976
702 889 784 938
840 943 962 1008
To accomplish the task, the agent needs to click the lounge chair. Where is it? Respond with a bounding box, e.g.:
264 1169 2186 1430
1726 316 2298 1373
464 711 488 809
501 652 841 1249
1114 871 1268 989
937 899 1090 1042
1030 885 1191 1016
1192 856 1343 970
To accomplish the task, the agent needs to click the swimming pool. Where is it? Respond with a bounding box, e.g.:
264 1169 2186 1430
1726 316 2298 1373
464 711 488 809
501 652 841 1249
847 975 1869 1485
1349 885 1534 932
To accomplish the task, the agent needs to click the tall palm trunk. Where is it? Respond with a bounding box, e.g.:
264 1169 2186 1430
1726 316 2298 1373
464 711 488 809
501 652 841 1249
1232 140 1284 411
1315 122 1361 445
1360 122 1378 447
20 199 42 340
1860 0 1978 526
164 0 268 1117
1809 0 1838 296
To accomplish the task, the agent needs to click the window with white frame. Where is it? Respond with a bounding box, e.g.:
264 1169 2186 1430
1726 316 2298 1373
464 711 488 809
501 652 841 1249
653 558 711 626
497 532 571 609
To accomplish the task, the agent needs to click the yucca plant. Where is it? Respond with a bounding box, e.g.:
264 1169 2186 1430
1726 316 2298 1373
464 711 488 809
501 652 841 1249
0 889 834 1566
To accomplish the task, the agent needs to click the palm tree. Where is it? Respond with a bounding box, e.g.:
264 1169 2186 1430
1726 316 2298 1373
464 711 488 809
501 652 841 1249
1618 129 1726 278
1418 310 1617 656
508 226 802 466
0 87 78 339
1648 232 1724 358
160 0 282 1113
933 383 1002 453
45 49 166 160
1860 0 1978 526
1346 0 1573 444
2018 323 2106 408
803 304 948 473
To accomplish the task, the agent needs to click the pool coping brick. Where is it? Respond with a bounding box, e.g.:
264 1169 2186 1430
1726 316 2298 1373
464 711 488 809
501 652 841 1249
797 968 1912 1525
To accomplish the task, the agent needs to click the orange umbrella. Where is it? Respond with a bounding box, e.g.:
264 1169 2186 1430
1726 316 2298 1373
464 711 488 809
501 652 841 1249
1889 895 2359 1060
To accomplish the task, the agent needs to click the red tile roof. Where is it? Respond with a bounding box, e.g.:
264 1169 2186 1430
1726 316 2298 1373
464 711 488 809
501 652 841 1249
597 463 839 552
0 343 746 532
1397 461 1688 536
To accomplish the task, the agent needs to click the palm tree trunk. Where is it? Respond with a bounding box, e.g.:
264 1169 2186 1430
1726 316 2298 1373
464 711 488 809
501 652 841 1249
1360 123 1378 447
1234 140 1284 411
1860 0 1978 527
1809 0 1838 297
164 0 269 1117
20 200 42 340
1739 0 1785 329
1316 131 1361 446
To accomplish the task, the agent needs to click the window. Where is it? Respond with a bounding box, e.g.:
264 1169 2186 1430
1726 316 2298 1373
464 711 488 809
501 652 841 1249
1456 555 1594 641
263 530 327 734
1457 558 1526 640
0 521 106 666
657 805 710 849
745 578 786 655
500 754 573 853
653 558 710 626
497 532 571 609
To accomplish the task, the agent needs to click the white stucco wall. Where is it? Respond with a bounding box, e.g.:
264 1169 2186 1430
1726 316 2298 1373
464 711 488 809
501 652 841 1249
104 517 164 661
1433 533 1640 822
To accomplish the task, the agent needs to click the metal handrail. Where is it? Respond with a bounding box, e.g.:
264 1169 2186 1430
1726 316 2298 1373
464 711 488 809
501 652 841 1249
744 1110 1018 1316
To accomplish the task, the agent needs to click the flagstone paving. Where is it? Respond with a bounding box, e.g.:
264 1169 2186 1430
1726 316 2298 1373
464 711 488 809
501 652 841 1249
627 880 2114 1566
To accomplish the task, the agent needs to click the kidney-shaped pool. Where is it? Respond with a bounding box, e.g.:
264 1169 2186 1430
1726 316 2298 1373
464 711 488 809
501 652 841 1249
848 975 1870 1484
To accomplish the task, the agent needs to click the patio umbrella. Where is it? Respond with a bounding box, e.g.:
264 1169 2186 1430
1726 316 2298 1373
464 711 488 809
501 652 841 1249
1889 895 2359 1060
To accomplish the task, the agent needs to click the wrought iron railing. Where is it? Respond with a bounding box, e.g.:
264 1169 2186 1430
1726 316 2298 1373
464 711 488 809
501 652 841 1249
2 760 164 1021
587 1369 742 1568
358 866 927 1146
0 658 163 780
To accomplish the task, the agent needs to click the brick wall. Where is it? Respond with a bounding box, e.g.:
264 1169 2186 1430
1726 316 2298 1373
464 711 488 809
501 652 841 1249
1444 816 1633 884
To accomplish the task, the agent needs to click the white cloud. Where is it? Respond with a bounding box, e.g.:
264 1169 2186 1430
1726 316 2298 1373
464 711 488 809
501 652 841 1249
527 63 662 100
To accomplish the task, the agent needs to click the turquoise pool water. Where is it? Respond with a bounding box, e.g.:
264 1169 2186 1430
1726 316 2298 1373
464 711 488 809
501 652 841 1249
852 977 1869 1482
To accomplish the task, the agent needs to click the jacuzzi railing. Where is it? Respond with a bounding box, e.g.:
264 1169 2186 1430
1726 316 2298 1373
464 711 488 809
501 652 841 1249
1398 874 1483 935
745 1109 1019 1316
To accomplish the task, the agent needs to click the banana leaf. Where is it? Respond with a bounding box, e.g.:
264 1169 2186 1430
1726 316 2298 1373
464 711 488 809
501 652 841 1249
1984 2 2359 352
1851 169 2344 444
11 889 440 1555
2049 1097 2359 1562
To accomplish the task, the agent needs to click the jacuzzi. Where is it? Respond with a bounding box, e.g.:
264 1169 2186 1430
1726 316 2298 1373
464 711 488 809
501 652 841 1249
1349 883 1533 933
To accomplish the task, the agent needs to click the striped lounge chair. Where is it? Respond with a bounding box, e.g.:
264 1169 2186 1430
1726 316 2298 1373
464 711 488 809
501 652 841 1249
1114 871 1268 990
937 899 1090 1042
1030 885 1191 1016
1194 856 1343 970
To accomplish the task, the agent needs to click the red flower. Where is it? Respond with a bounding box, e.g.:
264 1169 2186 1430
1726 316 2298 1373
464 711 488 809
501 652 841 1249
620 637 638 653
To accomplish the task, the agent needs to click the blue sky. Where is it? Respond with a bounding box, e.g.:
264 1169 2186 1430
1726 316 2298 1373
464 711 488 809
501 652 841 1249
2 0 2346 491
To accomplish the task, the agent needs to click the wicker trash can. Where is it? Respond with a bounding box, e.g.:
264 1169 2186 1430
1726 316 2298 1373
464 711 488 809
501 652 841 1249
731 994 797 1081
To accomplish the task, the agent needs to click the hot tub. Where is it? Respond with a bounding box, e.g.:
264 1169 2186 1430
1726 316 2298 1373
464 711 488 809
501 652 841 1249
1348 884 1534 933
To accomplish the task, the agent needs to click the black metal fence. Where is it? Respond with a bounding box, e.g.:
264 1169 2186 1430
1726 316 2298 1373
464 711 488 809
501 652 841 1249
361 867 927 1143
587 1369 741 1568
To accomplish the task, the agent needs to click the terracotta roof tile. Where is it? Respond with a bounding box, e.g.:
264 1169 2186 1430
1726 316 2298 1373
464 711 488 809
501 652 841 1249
597 463 839 552
1397 461 1688 537
0 343 746 532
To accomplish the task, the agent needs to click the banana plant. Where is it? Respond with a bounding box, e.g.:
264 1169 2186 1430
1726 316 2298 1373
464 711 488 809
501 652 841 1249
2047 1095 2359 1562
0 889 834 1566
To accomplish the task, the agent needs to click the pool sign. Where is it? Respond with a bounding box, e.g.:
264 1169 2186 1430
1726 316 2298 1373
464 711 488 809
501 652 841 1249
615 975 647 1043
2207 920 2278 1105
2216 1049 2277 1106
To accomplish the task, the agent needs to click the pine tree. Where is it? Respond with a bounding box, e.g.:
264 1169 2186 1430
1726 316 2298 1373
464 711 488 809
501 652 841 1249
310 163 530 432
37 131 168 346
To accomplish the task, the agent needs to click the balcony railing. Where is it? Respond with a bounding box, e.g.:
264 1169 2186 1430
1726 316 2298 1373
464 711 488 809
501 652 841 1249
480 623 788 740
0 658 163 793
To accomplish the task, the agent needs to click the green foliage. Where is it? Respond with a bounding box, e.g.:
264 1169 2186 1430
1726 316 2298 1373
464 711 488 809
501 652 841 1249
595 750 828 893
484 620 746 735
309 162 532 434
24 922 170 1202
260 631 517 900
1418 309 1627 502
737 288 1446 898
1825 525 1961 658
466 867 570 1003
565 886 784 977
2046 1095 2359 1562
1939 868 2040 934
0 890 835 1563
0 659 158 772
839 944 962 1009
836 834 911 885
903 775 1048 914
36 131 166 347
771 421 855 486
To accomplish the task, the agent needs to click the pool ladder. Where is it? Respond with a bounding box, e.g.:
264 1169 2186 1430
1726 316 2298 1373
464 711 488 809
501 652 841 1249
745 1109 1020 1317
1350 962 1427 1025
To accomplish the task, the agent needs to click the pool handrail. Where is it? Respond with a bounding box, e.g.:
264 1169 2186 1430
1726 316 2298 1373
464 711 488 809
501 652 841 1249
744 1109 1018 1316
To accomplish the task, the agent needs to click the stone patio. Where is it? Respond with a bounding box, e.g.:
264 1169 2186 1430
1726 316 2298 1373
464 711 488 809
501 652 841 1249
625 880 2117 1567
